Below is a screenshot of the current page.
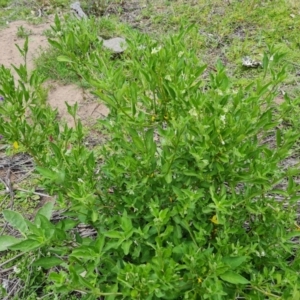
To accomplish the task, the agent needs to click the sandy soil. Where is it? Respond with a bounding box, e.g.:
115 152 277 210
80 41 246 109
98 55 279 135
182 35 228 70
0 17 109 127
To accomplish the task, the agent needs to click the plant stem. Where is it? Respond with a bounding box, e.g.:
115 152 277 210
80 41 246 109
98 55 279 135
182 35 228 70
0 252 25 268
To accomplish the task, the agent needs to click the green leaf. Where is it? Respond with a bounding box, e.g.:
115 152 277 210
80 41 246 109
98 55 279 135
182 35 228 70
56 219 78 231
86 152 95 169
65 101 78 118
145 129 156 155
222 256 248 269
36 166 65 185
91 210 98 222
106 284 119 300
3 210 28 236
36 166 56 180
57 55 73 63
49 142 62 160
95 235 105 254
121 240 132 255
14 43 24 58
49 272 65 284
220 271 249 284
129 129 144 151
35 202 54 221
32 257 63 269
105 231 124 239
34 214 54 231
286 231 300 239
24 36 29 55
48 38 63 51
70 246 97 260
0 235 21 251
276 129 282 147
9 239 41 252
53 14 61 31
287 176 295 194
121 212 132 233
26 221 44 237
165 171 172 184
262 53 269 72
78 274 95 290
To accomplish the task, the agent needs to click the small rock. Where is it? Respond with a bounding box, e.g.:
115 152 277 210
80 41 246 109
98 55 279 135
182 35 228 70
99 37 127 53
242 56 262 68
70 1 88 19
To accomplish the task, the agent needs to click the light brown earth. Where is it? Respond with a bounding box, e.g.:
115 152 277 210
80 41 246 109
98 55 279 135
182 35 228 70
0 18 109 127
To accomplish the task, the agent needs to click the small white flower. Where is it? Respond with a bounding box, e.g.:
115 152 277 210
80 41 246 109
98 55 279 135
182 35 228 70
220 115 226 123
151 46 162 54
256 250 265 257
80 271 87 277
13 266 21 274
178 51 184 58
137 45 146 50
189 108 198 117
128 189 134 195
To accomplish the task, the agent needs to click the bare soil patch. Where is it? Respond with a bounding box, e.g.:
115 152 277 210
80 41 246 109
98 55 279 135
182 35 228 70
0 19 51 71
46 81 109 127
0 18 109 126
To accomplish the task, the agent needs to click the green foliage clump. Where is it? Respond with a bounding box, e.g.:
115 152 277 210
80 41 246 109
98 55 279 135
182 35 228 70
1 18 300 299
0 0 9 8
36 14 126 84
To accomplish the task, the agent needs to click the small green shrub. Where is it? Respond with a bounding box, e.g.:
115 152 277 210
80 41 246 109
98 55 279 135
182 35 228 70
16 25 32 38
0 0 9 8
1 23 300 299
36 14 126 84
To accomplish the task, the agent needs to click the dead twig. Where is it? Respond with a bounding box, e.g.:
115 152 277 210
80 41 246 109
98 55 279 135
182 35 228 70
12 186 52 198
0 252 25 269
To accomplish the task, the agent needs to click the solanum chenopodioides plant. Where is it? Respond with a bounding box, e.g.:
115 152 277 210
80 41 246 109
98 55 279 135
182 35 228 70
63 27 300 298
1 25 300 298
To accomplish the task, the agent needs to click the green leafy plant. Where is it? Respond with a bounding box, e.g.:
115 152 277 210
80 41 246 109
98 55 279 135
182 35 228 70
0 0 9 8
35 14 125 84
1 23 300 299
16 25 32 38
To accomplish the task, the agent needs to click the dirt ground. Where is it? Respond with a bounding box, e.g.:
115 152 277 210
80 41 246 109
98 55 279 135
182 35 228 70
0 17 109 127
